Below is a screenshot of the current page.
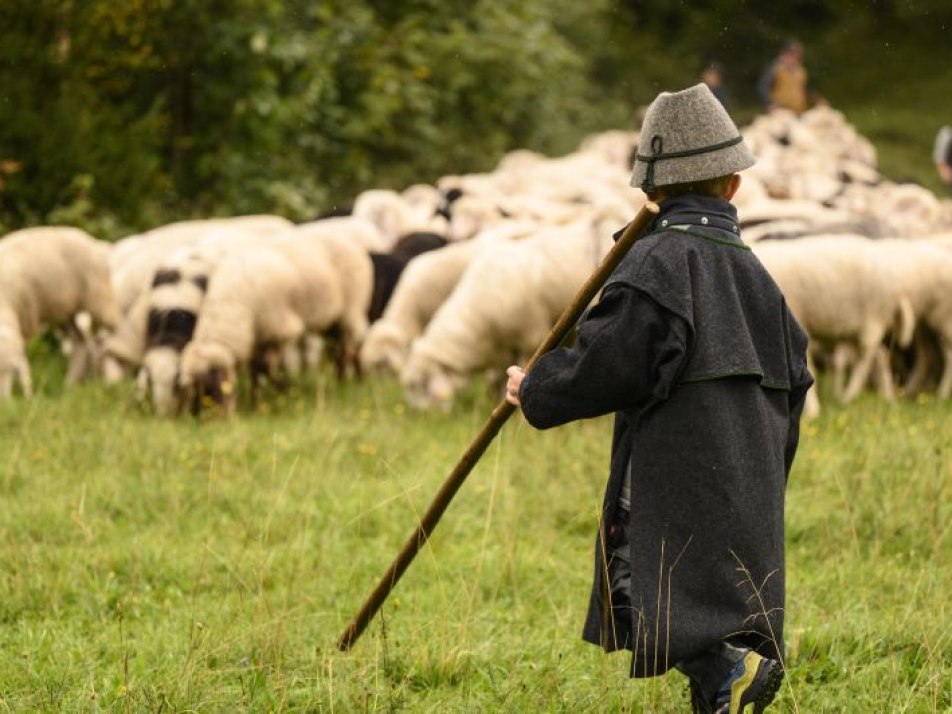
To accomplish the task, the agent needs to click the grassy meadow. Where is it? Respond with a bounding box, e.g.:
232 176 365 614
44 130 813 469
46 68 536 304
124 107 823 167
1 348 951 713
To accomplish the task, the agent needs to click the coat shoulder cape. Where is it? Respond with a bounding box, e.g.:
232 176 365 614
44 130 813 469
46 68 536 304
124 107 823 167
605 224 804 391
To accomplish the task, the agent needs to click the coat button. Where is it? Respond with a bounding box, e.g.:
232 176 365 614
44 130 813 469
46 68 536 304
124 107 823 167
701 216 709 225
661 219 668 227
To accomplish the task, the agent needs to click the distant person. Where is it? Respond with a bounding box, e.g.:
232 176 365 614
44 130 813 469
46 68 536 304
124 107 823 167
933 126 952 194
701 61 732 112
757 40 821 114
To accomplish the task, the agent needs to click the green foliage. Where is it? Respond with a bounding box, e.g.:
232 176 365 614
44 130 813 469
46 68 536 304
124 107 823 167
0 0 607 235
2 2 952 236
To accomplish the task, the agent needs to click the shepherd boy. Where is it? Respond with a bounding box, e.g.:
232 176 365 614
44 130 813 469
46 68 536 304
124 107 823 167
505 84 813 713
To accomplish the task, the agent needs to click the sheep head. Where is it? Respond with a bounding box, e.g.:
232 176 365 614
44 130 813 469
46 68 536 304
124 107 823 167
359 322 410 376
138 347 182 417
178 341 238 416
400 350 465 412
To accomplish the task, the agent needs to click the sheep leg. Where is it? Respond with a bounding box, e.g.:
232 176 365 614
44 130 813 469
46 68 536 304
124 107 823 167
65 321 92 386
65 343 89 385
0 371 11 398
16 357 32 398
250 345 290 406
302 334 325 371
802 351 821 419
830 343 854 400
902 328 934 397
873 345 895 400
936 339 952 399
348 340 364 381
248 360 263 407
841 339 879 403
281 341 303 377
189 382 203 417
334 347 346 381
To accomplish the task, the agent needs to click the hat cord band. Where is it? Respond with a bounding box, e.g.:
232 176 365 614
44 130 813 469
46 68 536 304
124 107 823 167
637 134 744 193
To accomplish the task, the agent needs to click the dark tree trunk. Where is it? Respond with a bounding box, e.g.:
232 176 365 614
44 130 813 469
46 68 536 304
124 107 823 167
869 0 896 26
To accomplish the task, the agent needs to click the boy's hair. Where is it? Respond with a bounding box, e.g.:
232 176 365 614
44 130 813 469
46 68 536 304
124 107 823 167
654 174 734 199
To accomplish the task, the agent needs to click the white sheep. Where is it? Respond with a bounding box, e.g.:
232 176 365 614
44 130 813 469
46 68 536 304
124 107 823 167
110 215 292 315
739 197 872 241
177 245 312 415
295 215 390 252
351 189 446 246
577 129 638 170
400 209 624 410
870 238 952 398
360 239 488 374
292 224 374 375
178 231 371 415
0 226 119 398
752 235 915 414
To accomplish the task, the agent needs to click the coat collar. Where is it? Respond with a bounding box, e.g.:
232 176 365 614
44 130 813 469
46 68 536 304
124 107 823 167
649 194 740 236
612 195 743 245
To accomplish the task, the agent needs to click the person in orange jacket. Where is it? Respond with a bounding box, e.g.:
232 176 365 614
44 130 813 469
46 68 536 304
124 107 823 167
757 40 822 114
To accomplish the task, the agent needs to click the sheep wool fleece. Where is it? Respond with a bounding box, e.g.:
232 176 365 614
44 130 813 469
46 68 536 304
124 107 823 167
518 194 813 678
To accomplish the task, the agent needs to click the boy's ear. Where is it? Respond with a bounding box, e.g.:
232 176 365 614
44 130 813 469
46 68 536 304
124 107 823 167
724 173 742 200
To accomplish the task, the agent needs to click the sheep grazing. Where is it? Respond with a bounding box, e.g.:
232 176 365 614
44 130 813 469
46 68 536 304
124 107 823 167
0 226 120 398
110 215 292 317
871 238 952 398
177 245 312 416
136 249 214 415
367 232 450 323
400 209 623 410
752 235 915 415
136 226 303 414
361 239 488 375
179 230 372 415
360 218 543 375
103 215 293 382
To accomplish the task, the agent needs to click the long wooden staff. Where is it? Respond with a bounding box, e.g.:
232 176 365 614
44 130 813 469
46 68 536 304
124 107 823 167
337 201 660 651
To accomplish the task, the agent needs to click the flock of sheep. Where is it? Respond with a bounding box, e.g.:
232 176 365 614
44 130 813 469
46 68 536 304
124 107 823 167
2 105 952 419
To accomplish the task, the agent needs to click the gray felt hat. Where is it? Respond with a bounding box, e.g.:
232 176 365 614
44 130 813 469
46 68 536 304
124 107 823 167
630 83 756 193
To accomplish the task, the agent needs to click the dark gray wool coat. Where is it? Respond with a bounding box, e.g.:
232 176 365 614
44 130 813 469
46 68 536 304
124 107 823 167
518 194 813 678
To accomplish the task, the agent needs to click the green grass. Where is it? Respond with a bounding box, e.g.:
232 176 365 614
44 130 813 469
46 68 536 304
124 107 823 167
1 352 951 712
